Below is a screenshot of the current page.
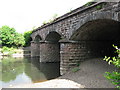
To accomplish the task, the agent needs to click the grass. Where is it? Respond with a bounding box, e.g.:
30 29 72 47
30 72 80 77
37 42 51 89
71 67 80 72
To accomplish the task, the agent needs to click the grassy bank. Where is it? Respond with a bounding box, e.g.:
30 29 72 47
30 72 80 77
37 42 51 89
0 46 24 57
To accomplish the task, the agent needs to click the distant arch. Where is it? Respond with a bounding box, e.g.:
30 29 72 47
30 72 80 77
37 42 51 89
34 35 42 42
45 31 61 42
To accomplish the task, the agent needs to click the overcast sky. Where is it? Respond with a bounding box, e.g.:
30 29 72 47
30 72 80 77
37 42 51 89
0 0 90 33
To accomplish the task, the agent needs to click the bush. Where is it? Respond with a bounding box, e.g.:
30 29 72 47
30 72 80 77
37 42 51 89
103 45 120 89
1 46 16 56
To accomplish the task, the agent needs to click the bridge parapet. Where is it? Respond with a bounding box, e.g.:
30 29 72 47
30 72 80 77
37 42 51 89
31 2 120 41
32 2 118 33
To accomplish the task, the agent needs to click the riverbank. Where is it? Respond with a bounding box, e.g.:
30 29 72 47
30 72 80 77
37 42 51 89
0 47 31 59
9 79 84 88
59 58 116 88
9 58 116 88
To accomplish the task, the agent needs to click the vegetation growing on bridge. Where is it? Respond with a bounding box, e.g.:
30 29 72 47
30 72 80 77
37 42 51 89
85 0 95 7
85 0 107 10
42 14 58 25
103 45 120 89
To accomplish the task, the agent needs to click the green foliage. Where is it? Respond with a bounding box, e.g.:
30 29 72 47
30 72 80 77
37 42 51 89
85 2 93 7
14 33 25 47
85 0 95 7
103 45 120 89
42 21 48 25
85 1 106 10
0 46 23 56
76 63 80 67
105 71 120 88
1 46 16 56
0 25 25 47
71 67 80 72
96 5 102 9
95 3 106 10
52 14 58 20
23 30 32 47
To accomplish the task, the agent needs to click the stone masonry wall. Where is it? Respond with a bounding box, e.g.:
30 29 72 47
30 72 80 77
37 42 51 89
60 41 88 75
40 42 60 62
31 42 40 57
31 2 119 40
30 2 120 75
60 40 118 75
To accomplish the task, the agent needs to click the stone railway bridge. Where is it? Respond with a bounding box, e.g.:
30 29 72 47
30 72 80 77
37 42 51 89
31 2 120 75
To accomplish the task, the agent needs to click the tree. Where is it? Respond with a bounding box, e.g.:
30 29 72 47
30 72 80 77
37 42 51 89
14 33 25 47
23 30 32 47
103 45 120 89
0 25 25 47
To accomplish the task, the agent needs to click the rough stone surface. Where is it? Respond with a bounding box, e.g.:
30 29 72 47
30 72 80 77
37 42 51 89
31 42 40 57
40 42 60 62
31 2 120 40
31 2 120 74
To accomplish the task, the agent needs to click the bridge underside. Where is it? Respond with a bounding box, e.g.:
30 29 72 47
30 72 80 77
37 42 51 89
31 19 120 75
60 19 120 74
70 19 120 57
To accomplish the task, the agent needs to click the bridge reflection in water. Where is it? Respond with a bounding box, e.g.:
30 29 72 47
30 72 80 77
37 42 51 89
0 57 60 88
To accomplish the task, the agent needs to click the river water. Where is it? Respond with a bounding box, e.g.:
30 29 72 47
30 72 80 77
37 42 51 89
0 57 60 88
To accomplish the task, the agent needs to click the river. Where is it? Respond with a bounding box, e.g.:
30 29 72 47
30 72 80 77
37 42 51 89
0 57 60 88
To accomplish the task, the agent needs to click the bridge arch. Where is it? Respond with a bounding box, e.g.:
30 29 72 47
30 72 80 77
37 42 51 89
34 35 42 42
40 31 62 62
30 2 120 74
70 19 120 58
69 12 119 38
31 34 42 57
45 31 61 42
59 18 120 74
70 19 120 41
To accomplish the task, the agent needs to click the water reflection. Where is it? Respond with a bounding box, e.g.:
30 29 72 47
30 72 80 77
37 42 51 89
1 57 24 83
0 57 60 88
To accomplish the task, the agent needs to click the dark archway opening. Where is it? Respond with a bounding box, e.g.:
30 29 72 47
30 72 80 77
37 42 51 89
70 19 120 58
34 35 42 42
45 31 61 42
31 35 42 57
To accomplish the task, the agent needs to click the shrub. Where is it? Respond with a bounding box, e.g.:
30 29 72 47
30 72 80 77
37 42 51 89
103 45 120 89
1 46 16 56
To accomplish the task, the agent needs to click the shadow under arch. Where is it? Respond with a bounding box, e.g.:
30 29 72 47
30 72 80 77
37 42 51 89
45 31 61 42
70 19 120 58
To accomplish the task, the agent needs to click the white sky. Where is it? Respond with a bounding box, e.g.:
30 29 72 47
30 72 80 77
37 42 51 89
0 0 90 33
